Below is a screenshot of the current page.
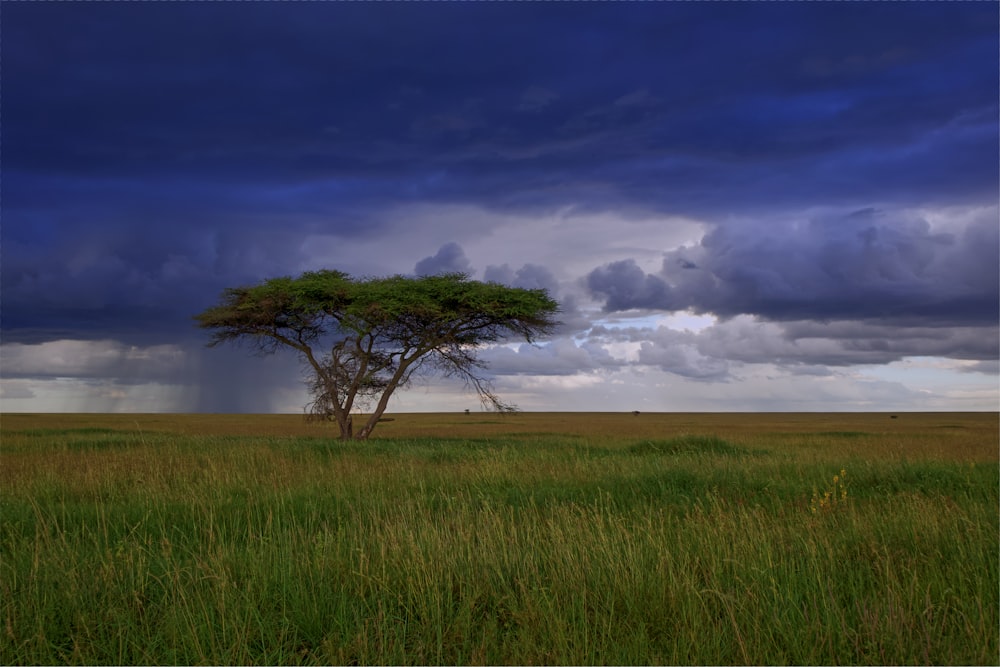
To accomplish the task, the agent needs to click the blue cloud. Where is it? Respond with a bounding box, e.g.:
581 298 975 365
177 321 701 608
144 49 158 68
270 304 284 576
2 2 996 411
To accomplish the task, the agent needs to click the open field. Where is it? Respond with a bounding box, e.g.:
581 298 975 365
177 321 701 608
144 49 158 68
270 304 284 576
2 411 997 664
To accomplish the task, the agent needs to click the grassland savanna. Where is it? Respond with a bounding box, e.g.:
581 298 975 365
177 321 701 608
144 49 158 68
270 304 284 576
1 412 997 665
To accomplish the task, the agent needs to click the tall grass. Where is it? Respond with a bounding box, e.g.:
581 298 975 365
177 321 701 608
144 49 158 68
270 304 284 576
1 413 997 664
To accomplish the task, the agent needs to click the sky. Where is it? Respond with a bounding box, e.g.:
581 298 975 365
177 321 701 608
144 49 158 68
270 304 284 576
2 2 998 414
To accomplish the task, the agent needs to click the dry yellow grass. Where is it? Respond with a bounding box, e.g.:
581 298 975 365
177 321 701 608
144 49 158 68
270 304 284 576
3 410 996 461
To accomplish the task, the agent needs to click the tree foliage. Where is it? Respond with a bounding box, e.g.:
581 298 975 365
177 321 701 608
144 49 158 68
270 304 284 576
194 270 560 439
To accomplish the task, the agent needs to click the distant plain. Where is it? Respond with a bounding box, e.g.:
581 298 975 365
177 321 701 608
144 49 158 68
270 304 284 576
2 411 997 664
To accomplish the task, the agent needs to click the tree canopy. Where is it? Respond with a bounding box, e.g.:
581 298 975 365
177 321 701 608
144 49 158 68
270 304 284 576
194 270 560 439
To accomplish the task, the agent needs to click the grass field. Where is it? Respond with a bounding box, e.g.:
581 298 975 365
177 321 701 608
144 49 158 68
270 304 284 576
1 411 997 665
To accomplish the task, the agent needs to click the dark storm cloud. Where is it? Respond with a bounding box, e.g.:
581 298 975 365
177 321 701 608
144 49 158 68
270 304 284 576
586 260 674 313
2 2 996 411
1 207 308 345
6 3 996 199
589 209 999 327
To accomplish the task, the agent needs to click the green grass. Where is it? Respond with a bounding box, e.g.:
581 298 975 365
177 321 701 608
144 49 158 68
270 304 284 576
1 412 997 664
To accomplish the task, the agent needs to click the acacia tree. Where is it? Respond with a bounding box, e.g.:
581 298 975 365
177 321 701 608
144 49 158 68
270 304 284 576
194 270 559 440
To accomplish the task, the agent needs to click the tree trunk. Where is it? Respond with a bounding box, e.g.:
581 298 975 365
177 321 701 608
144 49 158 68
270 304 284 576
356 409 382 440
354 355 418 439
337 413 353 440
